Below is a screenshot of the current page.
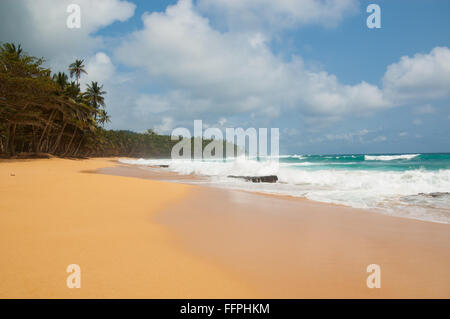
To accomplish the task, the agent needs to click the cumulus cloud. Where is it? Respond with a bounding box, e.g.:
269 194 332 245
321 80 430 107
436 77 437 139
383 47 450 102
0 0 135 69
114 1 450 132
82 52 116 87
0 0 141 132
115 0 389 125
3 0 449 150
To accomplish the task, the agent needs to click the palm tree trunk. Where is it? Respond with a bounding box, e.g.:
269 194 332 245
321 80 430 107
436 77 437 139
63 129 77 157
73 137 83 157
37 109 56 152
31 125 36 152
4 123 10 154
8 124 16 156
51 122 67 154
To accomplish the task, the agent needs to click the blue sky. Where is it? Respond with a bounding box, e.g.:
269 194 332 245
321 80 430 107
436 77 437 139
1 0 450 154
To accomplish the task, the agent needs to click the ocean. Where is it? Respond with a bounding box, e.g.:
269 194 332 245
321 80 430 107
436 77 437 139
121 153 450 224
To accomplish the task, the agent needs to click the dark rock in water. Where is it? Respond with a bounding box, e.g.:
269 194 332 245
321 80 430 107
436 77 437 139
418 192 450 198
147 164 169 169
228 175 278 183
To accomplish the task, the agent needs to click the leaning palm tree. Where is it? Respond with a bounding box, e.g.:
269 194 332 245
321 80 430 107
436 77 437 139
84 81 106 110
96 109 111 126
68 59 87 85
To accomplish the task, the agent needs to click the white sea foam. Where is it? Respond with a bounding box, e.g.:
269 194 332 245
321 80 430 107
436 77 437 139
120 157 450 223
120 157 280 176
364 154 420 161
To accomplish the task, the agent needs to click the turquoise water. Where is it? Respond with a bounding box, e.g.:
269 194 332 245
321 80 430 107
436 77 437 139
122 153 450 223
279 153 450 171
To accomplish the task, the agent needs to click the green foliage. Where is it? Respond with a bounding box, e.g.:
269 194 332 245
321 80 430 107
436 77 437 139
68 59 87 85
0 43 106 157
93 129 237 158
0 43 235 158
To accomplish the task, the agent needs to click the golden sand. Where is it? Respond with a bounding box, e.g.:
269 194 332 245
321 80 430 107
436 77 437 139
0 158 255 298
1 158 449 298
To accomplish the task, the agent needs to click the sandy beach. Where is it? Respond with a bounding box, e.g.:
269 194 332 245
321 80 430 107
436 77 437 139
1 158 449 298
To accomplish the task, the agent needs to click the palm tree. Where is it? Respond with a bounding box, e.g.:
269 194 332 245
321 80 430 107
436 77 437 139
65 81 81 100
0 43 29 73
68 59 87 85
96 109 111 126
3 43 22 59
52 72 68 90
84 81 106 111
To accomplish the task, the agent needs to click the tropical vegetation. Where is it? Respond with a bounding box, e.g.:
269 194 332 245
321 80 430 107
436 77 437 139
0 43 234 158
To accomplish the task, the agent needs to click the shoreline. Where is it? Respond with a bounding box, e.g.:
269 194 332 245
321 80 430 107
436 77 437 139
100 161 450 298
116 157 450 225
1 158 449 298
103 161 448 225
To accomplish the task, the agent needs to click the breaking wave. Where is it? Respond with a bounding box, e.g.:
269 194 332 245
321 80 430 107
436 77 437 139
120 153 450 223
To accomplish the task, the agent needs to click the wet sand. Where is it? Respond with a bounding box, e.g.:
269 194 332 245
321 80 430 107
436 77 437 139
101 163 450 298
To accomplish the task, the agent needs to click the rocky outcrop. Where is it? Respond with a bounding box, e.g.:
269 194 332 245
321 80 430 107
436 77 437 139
418 192 450 198
228 175 278 183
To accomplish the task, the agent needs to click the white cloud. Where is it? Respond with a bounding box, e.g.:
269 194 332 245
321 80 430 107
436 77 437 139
115 0 389 126
399 132 408 137
82 52 116 87
383 47 450 102
0 0 135 69
413 119 423 126
3 0 450 148
197 0 359 31
0 0 140 133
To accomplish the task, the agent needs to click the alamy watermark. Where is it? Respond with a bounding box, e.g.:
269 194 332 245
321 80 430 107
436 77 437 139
66 264 81 288
66 4 81 29
66 3 382 30
171 120 279 162
367 4 381 29
366 264 381 288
